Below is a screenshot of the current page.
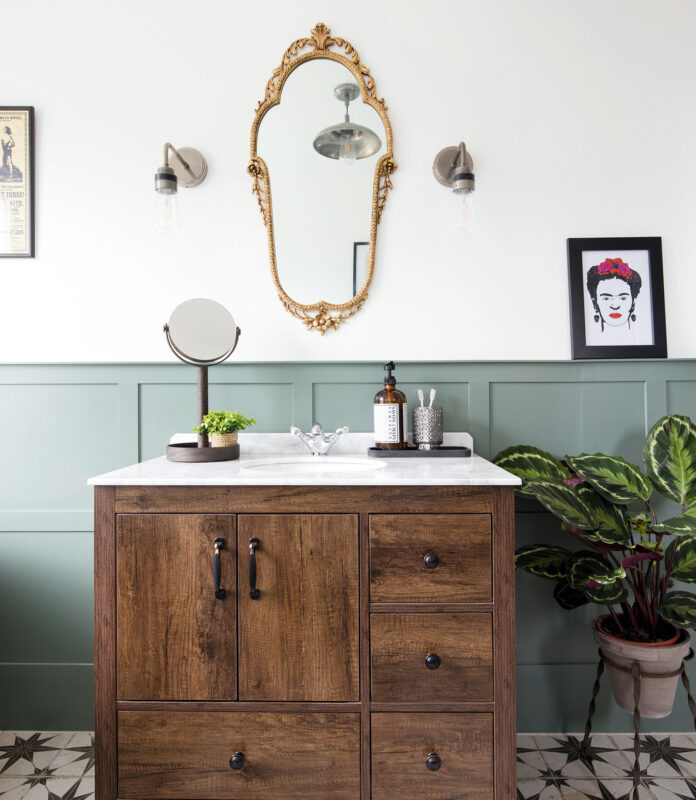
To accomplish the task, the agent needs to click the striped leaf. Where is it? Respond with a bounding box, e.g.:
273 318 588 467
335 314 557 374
515 544 572 581
643 415 696 506
568 551 626 589
575 484 631 545
565 453 652 504
553 579 590 610
653 507 696 537
658 591 696 630
526 479 598 530
583 580 628 605
665 538 696 583
493 445 566 498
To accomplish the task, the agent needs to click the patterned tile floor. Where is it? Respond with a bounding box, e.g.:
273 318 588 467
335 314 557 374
518 733 696 799
1 730 696 798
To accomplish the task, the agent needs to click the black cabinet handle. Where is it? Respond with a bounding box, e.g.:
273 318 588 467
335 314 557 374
426 752 441 771
213 538 225 600
249 537 260 599
425 652 441 670
424 553 440 570
229 751 245 770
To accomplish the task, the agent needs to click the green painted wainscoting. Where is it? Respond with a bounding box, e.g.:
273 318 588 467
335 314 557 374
1 360 695 732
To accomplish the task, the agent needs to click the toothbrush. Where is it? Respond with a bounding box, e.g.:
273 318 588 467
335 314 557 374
429 388 436 408
418 389 424 408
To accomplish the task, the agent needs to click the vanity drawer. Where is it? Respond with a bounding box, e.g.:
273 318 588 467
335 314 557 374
371 712 493 800
369 514 491 602
370 613 493 702
118 711 361 799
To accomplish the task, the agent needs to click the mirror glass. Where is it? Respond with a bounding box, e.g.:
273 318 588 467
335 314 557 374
167 298 238 363
258 59 386 305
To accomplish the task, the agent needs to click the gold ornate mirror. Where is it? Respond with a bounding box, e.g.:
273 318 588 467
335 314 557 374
249 23 396 333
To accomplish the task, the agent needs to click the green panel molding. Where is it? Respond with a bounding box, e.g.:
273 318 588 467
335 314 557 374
1 359 695 731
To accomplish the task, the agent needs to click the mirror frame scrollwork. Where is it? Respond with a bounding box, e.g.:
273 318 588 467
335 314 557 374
249 23 397 334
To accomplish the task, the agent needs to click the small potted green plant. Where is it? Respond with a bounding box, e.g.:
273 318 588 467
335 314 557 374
494 414 696 718
194 410 256 448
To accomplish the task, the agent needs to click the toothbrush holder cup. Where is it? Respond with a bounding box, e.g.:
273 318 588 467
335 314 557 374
412 406 444 449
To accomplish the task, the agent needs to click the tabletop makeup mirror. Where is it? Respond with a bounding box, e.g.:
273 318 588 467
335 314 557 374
164 298 241 462
249 23 396 333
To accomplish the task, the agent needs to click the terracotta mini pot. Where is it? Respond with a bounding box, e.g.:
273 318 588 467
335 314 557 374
209 432 238 448
593 615 690 718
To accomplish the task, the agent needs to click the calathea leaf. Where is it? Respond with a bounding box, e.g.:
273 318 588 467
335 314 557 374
665 538 696 583
526 479 598 530
561 522 626 553
653 507 696 537
658 591 696 629
583 580 628 605
568 550 626 589
553 579 590 610
514 544 573 581
643 415 696 506
565 453 653 504
493 445 567 498
575 483 632 545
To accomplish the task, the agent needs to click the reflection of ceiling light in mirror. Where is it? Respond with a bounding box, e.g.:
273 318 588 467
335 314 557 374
313 83 381 164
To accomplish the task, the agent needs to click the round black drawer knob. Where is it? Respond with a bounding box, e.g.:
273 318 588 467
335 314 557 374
229 751 245 770
426 752 442 771
424 553 440 570
425 652 441 670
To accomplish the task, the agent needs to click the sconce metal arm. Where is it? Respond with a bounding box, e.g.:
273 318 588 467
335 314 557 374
162 142 194 178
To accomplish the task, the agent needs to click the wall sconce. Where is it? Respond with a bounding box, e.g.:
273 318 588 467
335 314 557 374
154 143 207 233
433 142 477 237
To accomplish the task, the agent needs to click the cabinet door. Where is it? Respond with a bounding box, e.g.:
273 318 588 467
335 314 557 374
117 514 236 700
238 514 359 701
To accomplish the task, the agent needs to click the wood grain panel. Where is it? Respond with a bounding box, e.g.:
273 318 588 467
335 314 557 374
238 514 359 701
115 485 493 514
493 486 517 800
117 514 236 700
118 711 360 799
370 613 492 702
94 486 117 800
369 514 491 602
371 712 493 800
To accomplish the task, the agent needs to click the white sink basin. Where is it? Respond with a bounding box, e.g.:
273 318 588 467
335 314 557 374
240 457 386 474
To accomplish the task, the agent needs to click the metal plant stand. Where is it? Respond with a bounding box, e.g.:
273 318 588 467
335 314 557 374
580 648 696 799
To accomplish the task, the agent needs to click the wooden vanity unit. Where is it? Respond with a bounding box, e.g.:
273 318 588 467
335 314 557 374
93 460 518 799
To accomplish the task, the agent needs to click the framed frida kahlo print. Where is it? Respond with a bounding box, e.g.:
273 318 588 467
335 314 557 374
567 237 667 359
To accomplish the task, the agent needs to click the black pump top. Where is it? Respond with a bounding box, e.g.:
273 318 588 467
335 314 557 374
384 361 396 386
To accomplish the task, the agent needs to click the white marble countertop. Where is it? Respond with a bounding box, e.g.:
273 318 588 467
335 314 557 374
88 432 521 487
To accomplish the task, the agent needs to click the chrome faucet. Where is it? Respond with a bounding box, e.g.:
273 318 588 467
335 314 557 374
290 423 349 456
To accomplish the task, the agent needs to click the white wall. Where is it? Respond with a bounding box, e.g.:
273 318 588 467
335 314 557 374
2 0 695 362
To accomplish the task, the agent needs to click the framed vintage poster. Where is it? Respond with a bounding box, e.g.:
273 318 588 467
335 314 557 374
352 241 369 297
0 107 34 257
567 237 667 359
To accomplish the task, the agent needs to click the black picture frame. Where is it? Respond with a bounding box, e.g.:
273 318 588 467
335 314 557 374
352 241 369 297
0 106 34 258
567 237 667 359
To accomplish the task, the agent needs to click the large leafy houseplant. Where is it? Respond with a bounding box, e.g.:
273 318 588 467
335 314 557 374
494 414 696 642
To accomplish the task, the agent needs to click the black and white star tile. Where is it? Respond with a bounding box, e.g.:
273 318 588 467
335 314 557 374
2 730 696 799
519 733 696 799
0 733 93 800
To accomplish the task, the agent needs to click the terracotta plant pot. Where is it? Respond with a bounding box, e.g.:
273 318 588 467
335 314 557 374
209 432 238 448
593 615 691 718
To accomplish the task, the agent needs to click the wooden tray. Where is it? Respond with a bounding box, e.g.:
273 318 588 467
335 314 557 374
367 446 471 458
166 442 240 462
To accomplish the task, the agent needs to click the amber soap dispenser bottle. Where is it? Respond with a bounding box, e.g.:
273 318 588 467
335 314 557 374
373 361 408 449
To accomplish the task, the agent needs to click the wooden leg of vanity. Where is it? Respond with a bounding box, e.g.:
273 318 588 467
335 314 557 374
493 486 517 800
94 486 117 800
